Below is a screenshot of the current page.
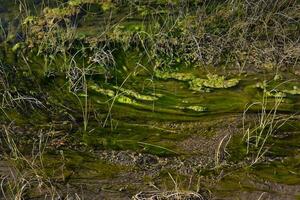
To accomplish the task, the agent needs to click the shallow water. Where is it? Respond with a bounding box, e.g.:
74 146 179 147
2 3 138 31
0 1 300 199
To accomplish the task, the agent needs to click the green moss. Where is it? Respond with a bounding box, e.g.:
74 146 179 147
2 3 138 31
43 151 128 179
81 126 181 156
253 157 300 185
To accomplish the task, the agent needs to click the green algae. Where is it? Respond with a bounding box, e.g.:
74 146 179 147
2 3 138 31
80 123 182 156
155 70 239 92
204 74 240 88
186 105 207 112
112 86 158 101
176 105 207 112
68 0 97 7
188 78 210 92
1 2 300 198
256 81 300 98
89 84 137 105
89 84 115 97
115 95 137 105
89 83 159 106
155 70 196 81
255 81 286 98
189 74 240 92
43 150 129 179
265 90 286 98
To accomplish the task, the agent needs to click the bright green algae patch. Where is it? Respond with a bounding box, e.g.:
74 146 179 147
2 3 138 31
89 83 159 106
189 74 240 91
155 71 240 92
176 105 207 112
89 85 115 97
112 86 158 101
68 0 99 6
155 70 196 81
186 105 207 112
89 84 137 105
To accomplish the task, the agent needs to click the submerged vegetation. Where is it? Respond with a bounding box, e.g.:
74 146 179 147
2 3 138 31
0 0 299 199
155 71 240 92
189 74 240 92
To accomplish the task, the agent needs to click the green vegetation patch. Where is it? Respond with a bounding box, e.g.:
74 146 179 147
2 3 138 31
89 83 159 105
155 70 196 81
189 74 239 92
265 90 286 98
68 0 114 11
43 150 129 179
155 71 240 92
176 105 207 112
43 6 80 20
112 86 158 101
256 81 300 98
253 156 300 185
89 84 115 97
68 0 98 7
